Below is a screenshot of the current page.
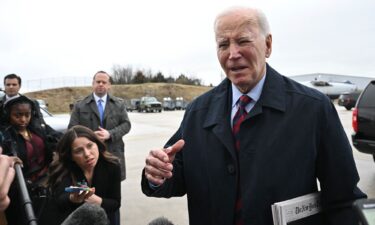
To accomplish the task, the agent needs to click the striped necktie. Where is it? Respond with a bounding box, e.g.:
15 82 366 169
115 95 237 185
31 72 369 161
232 94 252 225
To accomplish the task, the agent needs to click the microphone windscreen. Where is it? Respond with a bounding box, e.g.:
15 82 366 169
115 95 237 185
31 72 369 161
61 203 109 225
148 217 174 225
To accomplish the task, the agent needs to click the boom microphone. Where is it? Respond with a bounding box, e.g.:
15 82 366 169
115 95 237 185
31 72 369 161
61 203 109 225
2 128 38 225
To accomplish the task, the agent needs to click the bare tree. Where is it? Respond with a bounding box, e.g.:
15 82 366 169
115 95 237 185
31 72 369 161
112 64 134 84
111 64 203 86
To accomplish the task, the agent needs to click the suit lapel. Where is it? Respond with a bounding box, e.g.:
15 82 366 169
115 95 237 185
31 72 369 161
201 65 288 163
86 94 101 122
102 96 111 122
243 64 286 121
203 79 237 162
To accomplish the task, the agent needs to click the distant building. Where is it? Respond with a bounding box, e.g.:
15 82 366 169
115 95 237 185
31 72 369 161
289 73 373 91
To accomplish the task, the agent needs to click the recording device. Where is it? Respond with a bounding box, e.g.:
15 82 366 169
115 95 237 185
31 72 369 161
64 186 92 193
353 198 375 225
60 203 109 225
0 130 38 225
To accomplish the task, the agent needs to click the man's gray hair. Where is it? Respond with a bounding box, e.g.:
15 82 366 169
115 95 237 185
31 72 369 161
214 6 271 37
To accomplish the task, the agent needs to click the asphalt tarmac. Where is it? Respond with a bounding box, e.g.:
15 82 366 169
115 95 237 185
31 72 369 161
121 104 374 225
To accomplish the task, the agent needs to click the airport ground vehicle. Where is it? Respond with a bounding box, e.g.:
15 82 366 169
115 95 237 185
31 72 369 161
338 91 361 110
352 80 375 161
127 98 140 112
139 96 162 112
175 97 187 110
162 97 175 111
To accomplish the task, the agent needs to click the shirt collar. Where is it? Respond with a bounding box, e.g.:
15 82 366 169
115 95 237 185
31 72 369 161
6 94 20 101
93 93 107 104
231 72 267 108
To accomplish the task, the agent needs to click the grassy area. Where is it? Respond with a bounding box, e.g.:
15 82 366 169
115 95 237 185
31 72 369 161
25 83 213 113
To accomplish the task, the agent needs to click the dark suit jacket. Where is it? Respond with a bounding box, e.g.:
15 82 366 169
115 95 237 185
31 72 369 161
142 65 366 225
68 93 131 179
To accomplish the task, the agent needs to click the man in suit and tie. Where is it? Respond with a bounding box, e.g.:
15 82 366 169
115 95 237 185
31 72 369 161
0 74 22 106
141 6 366 225
0 74 47 125
69 71 130 225
68 71 131 181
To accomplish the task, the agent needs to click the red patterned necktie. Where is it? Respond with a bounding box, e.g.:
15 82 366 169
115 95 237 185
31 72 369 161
232 95 252 225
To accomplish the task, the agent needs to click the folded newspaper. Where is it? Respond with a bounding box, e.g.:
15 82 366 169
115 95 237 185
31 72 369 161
271 192 321 225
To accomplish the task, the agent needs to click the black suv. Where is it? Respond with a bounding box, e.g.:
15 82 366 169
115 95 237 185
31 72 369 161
352 80 375 160
338 91 361 110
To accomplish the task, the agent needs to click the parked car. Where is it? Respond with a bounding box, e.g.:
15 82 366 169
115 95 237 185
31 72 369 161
40 107 69 132
352 80 375 161
139 96 162 113
36 99 48 110
338 91 361 110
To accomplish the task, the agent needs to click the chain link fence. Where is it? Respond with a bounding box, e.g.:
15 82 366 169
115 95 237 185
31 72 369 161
21 76 92 92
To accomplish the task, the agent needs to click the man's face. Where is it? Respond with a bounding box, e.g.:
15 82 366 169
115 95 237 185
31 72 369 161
92 73 111 97
4 78 21 97
215 10 272 93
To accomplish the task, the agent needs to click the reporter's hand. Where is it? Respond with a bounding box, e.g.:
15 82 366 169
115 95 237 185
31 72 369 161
69 187 95 204
144 139 185 186
85 192 102 205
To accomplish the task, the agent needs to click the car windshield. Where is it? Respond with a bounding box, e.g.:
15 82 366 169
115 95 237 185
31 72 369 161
40 107 52 117
145 97 157 102
37 99 46 105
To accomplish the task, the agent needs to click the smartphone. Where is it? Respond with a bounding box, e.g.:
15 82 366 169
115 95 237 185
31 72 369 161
64 186 90 193
353 198 375 225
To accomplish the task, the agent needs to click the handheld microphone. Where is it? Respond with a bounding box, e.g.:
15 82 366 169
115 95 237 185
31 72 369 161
61 203 109 225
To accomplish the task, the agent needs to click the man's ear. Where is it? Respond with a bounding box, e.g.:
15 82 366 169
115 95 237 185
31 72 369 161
265 34 272 58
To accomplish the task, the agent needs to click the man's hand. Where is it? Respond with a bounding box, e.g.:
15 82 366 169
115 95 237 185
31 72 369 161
94 127 110 141
144 139 185 186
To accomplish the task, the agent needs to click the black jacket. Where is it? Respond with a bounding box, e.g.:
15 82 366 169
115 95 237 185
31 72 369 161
44 159 121 225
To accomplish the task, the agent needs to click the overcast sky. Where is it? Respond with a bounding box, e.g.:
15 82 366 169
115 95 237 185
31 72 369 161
1 0 374 86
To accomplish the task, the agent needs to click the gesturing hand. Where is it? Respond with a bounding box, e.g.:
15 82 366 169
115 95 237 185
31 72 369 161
144 139 185 186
